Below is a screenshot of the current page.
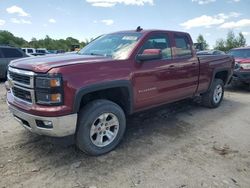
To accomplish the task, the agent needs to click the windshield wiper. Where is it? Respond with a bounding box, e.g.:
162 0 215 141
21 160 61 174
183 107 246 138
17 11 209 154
81 53 105 56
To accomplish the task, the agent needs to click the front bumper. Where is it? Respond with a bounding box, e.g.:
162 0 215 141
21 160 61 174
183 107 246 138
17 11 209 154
8 103 77 137
232 71 250 84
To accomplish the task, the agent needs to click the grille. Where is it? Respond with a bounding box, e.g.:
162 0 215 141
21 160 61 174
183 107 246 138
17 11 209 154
12 87 32 103
9 71 30 85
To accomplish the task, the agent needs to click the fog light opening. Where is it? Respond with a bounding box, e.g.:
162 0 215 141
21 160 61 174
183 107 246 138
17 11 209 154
36 120 53 129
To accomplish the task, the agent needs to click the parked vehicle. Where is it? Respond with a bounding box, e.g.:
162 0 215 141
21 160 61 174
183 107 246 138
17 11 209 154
0 46 27 79
197 50 225 55
30 52 46 56
47 50 57 54
22 48 36 56
5 28 234 155
56 49 65 54
228 47 250 87
71 45 80 52
36 48 49 54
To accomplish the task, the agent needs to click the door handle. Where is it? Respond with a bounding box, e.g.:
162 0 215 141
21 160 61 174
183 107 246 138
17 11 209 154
169 65 175 69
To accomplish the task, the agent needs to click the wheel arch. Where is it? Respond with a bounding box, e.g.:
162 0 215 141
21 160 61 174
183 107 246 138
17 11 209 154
73 80 134 115
208 68 232 90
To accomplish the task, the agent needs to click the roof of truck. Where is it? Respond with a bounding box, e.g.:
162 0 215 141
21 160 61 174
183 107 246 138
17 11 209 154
112 29 189 35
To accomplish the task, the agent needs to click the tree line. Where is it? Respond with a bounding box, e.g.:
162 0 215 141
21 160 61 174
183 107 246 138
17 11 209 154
196 31 247 52
0 30 88 51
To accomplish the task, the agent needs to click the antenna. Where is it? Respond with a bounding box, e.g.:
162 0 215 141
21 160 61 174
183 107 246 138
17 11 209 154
136 26 143 32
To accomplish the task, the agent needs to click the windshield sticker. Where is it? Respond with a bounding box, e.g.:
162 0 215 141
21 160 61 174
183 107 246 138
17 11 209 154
122 36 138 41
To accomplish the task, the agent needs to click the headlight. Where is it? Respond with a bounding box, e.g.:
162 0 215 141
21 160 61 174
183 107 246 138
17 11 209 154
35 77 61 88
36 92 62 104
35 75 63 105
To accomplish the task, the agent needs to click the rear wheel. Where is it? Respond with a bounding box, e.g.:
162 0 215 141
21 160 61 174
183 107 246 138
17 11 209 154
76 99 126 156
202 79 224 108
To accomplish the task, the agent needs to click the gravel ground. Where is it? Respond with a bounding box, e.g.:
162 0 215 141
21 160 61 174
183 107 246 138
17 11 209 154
0 82 250 188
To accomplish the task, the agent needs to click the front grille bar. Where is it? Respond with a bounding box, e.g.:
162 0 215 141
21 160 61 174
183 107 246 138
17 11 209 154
8 67 36 105
8 67 35 88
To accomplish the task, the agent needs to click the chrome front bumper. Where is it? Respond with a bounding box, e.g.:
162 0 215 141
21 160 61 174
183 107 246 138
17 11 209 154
8 104 77 137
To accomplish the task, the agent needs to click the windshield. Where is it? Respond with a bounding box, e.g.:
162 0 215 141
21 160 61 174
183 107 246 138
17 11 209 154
79 33 142 60
228 49 250 58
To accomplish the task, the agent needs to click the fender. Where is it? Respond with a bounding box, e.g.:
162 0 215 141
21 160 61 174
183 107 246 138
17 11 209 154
208 68 233 91
73 80 134 114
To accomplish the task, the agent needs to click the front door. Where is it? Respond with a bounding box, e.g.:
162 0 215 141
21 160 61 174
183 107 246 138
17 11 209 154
133 33 199 111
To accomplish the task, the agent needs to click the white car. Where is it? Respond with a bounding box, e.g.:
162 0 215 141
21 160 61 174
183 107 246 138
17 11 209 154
22 48 36 56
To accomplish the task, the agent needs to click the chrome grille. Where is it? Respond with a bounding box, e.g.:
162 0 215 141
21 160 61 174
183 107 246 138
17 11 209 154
9 71 30 85
12 87 32 103
8 67 36 104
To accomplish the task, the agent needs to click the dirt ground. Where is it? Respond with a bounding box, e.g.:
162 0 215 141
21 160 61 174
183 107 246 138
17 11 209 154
0 82 250 188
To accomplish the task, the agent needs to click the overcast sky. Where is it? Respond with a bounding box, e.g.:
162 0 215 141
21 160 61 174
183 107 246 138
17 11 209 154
0 0 250 48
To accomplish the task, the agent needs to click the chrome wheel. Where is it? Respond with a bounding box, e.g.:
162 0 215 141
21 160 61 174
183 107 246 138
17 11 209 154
213 84 223 104
90 113 119 147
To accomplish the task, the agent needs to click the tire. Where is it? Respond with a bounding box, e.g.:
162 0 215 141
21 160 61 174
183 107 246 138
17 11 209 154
202 79 224 108
76 99 126 156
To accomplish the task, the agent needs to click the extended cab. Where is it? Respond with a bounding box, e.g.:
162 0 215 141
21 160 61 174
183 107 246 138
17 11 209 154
5 29 234 155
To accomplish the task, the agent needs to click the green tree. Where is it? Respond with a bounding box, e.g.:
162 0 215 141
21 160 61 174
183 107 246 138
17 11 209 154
225 31 237 50
0 30 88 51
196 34 209 50
237 32 246 47
214 31 247 51
0 30 28 47
29 37 40 48
214 39 227 52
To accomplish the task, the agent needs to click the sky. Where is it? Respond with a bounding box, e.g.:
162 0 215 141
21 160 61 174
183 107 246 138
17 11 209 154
0 0 250 48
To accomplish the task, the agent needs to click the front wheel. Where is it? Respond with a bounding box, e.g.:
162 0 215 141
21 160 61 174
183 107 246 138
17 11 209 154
76 99 126 156
202 79 224 108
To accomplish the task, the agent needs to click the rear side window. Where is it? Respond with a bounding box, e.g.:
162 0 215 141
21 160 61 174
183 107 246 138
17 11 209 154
2 48 24 58
174 35 192 58
140 34 172 59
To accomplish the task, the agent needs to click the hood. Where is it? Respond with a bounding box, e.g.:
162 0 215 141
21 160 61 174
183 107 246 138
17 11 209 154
235 58 250 64
9 54 111 73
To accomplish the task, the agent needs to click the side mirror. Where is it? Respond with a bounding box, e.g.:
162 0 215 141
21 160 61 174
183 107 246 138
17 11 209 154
136 49 162 62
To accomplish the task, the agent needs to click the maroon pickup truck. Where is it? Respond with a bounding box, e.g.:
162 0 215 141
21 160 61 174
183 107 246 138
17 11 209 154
6 29 234 155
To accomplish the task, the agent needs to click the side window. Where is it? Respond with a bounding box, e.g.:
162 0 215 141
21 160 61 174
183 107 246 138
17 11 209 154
2 48 23 58
27 49 33 53
140 34 172 59
174 35 192 58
